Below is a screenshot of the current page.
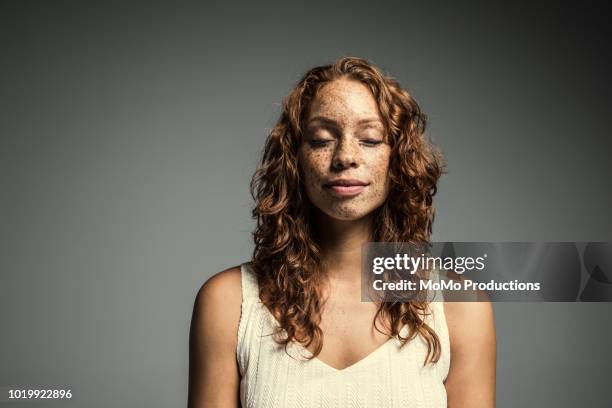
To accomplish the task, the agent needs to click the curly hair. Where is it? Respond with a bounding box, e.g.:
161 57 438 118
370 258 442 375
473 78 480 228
250 56 445 366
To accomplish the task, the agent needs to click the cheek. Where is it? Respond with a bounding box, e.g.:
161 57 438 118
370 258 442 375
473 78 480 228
299 150 330 190
367 151 392 198
368 150 392 178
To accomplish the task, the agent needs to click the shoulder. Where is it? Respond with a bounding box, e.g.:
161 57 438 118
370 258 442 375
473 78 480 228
441 275 496 405
443 299 495 345
195 265 243 309
188 266 243 407
191 265 243 349
443 293 496 366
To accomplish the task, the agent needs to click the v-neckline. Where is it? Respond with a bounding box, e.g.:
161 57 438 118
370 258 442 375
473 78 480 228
260 302 406 374
295 334 398 373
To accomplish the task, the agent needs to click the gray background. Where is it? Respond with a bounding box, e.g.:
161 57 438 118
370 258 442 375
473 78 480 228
1 1 611 407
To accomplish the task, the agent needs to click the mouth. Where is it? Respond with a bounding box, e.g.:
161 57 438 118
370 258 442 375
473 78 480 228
323 179 370 197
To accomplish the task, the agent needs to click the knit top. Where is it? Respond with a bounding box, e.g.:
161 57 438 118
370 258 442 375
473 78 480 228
237 262 451 408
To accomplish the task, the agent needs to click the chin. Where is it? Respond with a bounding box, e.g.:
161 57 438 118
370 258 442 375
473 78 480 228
322 206 372 222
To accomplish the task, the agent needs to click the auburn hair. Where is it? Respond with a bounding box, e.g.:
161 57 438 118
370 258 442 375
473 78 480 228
249 56 445 366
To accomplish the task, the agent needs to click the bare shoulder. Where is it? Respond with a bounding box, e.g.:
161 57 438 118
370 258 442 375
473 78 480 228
441 274 496 406
188 267 243 407
195 265 242 308
444 291 496 355
443 299 495 338
191 265 243 348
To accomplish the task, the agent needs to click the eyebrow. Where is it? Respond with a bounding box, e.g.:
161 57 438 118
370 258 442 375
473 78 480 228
307 116 383 128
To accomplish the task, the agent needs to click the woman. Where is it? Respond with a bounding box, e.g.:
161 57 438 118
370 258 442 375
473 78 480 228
188 57 496 407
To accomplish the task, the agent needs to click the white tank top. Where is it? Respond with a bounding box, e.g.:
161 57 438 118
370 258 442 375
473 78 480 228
237 262 451 408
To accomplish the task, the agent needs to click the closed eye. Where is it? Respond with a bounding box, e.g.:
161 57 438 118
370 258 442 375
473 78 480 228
360 139 383 146
308 139 333 148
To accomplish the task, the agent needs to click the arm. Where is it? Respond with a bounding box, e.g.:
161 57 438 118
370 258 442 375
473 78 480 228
188 267 242 408
444 294 497 408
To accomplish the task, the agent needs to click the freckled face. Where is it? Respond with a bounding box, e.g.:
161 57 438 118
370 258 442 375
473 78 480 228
298 78 391 221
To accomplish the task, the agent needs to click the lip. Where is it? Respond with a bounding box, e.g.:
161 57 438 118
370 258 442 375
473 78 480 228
325 178 369 186
324 178 369 197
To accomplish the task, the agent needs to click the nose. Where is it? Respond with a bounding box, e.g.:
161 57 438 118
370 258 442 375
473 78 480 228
331 137 359 171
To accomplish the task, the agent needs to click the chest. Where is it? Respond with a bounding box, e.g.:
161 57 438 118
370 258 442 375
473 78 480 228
305 292 395 371
239 300 447 408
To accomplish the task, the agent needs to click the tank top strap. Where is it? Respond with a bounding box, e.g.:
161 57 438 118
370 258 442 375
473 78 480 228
426 267 451 382
425 268 447 329
429 267 446 302
240 262 260 300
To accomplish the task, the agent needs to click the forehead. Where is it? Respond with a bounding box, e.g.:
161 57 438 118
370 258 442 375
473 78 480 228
307 78 381 124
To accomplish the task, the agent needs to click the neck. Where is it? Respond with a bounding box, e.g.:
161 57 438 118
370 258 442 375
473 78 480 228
315 211 374 283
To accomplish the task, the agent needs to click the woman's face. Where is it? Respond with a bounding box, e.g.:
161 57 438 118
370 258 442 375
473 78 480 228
298 78 392 221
